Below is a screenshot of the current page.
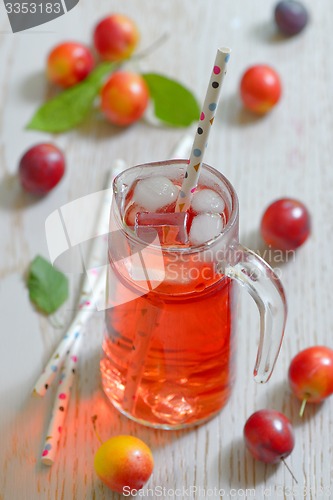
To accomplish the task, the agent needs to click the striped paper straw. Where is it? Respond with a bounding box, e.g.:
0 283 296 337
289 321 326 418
40 335 81 466
176 47 231 213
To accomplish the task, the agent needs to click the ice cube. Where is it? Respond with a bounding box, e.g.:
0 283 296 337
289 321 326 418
135 212 189 245
191 189 225 214
189 213 224 245
133 176 178 212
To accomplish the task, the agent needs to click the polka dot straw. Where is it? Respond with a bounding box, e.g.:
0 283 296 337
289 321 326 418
176 47 231 213
41 336 81 466
33 159 126 397
36 159 126 466
32 271 105 397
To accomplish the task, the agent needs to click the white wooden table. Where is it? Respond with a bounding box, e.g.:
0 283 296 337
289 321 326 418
1 1 332 498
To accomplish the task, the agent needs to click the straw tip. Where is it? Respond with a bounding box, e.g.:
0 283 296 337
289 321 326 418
218 47 231 55
41 456 54 466
32 388 43 398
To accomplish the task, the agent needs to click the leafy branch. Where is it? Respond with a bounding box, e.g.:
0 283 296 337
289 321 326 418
27 45 200 133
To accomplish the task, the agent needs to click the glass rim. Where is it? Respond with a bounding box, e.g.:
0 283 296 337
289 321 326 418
113 159 239 254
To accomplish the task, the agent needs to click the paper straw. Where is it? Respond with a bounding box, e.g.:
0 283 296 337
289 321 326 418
40 335 81 466
39 161 126 465
33 269 106 396
33 159 126 397
175 47 231 213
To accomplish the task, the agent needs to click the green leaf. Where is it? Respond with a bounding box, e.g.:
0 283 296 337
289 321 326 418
26 62 115 133
142 73 200 127
27 255 69 314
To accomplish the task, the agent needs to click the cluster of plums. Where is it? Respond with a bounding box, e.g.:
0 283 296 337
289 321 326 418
19 13 146 195
245 0 324 465
244 346 333 473
19 1 310 196
93 345 333 493
19 1 325 493
91 5 317 490
47 13 149 127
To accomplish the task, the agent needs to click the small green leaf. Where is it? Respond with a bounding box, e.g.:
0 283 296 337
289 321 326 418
142 73 200 127
27 255 69 314
27 62 115 133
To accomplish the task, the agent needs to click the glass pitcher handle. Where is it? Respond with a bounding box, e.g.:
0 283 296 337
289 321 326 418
225 244 287 383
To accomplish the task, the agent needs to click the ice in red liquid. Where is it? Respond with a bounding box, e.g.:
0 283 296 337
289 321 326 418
101 174 236 428
135 211 189 245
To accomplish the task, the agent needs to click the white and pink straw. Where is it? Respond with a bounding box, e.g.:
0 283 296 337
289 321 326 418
36 159 126 465
176 47 231 213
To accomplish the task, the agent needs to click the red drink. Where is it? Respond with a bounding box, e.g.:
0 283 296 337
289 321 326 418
100 161 287 428
101 164 236 428
102 272 235 428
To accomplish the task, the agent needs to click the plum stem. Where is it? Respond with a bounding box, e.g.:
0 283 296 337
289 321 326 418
299 396 308 417
91 415 103 444
281 458 298 483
